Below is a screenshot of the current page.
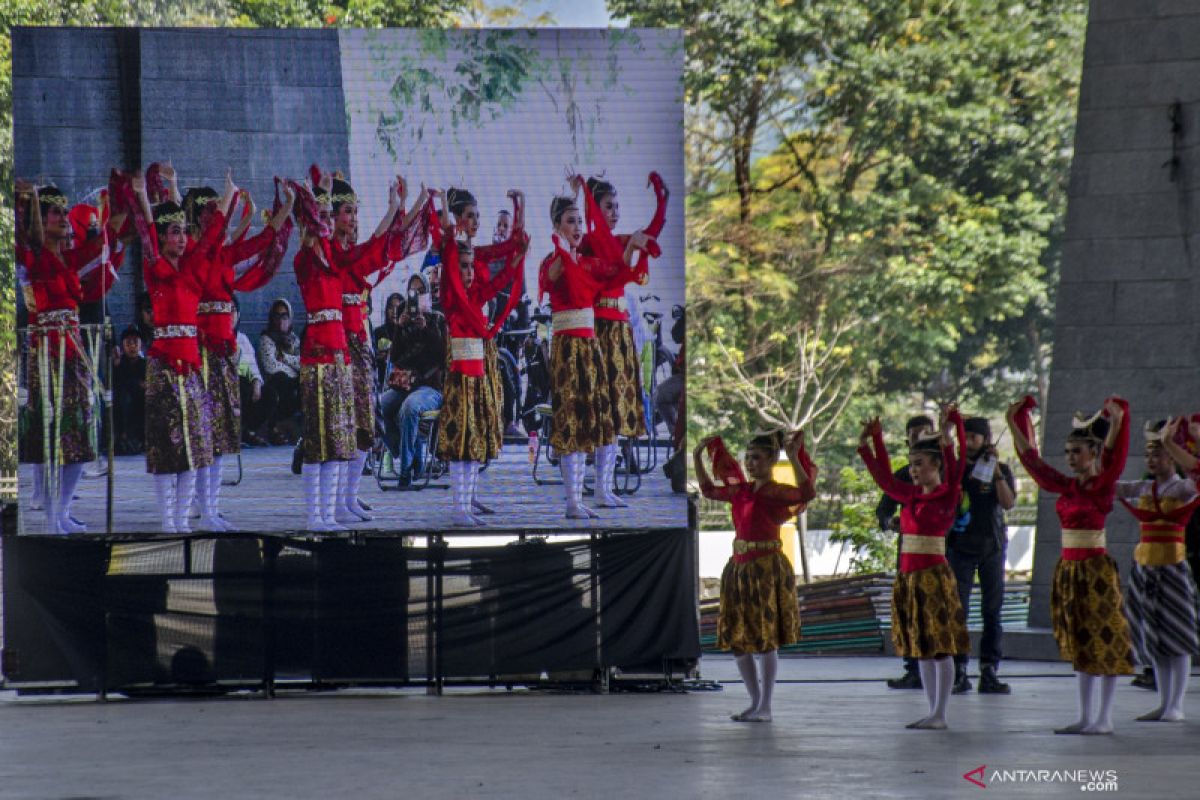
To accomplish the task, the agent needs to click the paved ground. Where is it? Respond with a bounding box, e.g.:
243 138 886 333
1 655 1193 799
16 444 685 535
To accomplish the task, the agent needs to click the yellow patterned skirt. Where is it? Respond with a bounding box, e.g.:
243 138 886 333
595 318 646 438
437 370 500 463
891 562 970 659
549 334 614 455
348 335 375 452
300 360 355 465
1050 554 1136 675
717 552 800 654
202 350 241 457
145 356 214 475
483 338 504 451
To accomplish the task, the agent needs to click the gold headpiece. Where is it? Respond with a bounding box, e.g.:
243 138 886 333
329 193 357 206
155 210 186 225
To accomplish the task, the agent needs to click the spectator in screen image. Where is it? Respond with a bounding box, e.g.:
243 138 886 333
379 272 446 487
374 290 405 386
112 326 147 455
134 291 155 349
257 298 302 445
231 299 267 447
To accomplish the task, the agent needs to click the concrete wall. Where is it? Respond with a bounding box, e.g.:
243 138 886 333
1030 0 1200 626
13 28 349 335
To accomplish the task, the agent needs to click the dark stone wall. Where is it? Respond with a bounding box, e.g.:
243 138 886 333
13 27 349 337
1029 0 1200 627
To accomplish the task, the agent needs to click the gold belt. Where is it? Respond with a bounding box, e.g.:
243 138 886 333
156 325 198 339
341 293 363 306
597 297 627 311
1062 528 1106 549
450 337 484 360
733 539 781 555
198 301 234 314
37 309 79 326
307 309 343 325
900 534 946 556
553 308 595 331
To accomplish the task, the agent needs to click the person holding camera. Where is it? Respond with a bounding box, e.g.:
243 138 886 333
380 272 447 487
947 416 1017 694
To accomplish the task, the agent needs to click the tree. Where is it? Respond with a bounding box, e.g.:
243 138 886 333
619 0 1083 444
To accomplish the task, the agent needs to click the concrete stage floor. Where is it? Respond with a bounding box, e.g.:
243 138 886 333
1 655 1194 799
15 443 686 535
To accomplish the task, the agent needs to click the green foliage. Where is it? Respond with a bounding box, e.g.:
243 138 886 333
362 29 541 160
621 1 1085 544
825 464 897 575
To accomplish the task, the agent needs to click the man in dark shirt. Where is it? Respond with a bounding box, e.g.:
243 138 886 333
379 274 447 487
947 416 1017 694
878 414 935 689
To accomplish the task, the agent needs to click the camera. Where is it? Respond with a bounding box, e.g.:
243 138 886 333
406 290 420 317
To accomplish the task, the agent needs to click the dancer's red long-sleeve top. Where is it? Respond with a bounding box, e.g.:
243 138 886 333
333 234 390 346
699 443 818 564
434 215 527 377
295 238 351 366
580 172 667 323
143 211 227 374
858 411 968 573
27 234 113 358
197 224 278 355
1011 397 1129 561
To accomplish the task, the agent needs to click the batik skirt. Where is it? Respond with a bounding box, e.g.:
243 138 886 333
24 348 95 465
717 551 801 654
1125 560 1200 664
437 370 499 463
483 338 504 451
549 334 614 455
595 318 646 438
300 360 356 465
348 335 375 452
891 562 970 659
145 356 213 474
1050 553 1136 675
202 349 241 457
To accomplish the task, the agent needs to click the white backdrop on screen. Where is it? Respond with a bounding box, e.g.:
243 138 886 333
338 28 685 331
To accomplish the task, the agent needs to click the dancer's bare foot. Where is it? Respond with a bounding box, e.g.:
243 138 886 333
905 716 931 729
912 717 947 730
744 710 773 722
730 708 756 722
1054 721 1087 734
1136 707 1165 721
1160 709 1185 722
1081 722 1113 735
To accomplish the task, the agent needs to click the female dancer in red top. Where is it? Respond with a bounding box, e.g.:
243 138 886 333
288 177 355 531
1007 396 1135 734
540 179 646 518
430 188 528 526
695 430 815 722
131 170 237 532
182 176 294 530
326 170 425 524
443 186 529 474
859 407 970 729
581 173 667 507
16 180 127 533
